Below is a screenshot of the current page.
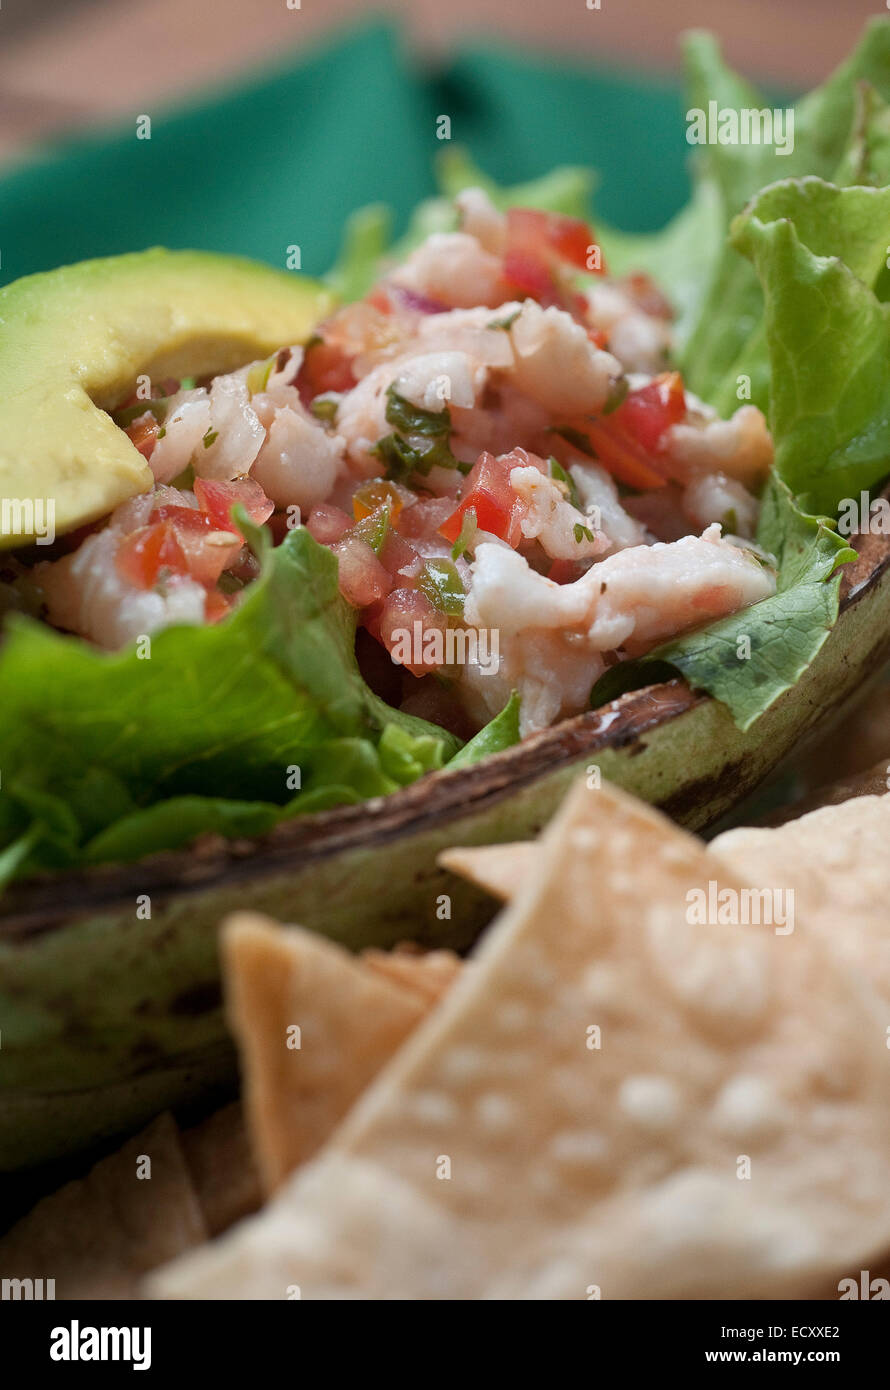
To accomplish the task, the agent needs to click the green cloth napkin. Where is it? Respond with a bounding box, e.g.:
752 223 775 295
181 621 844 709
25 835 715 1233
0 19 692 287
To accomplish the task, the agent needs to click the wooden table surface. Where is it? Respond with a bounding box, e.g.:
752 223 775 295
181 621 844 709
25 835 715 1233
0 0 882 163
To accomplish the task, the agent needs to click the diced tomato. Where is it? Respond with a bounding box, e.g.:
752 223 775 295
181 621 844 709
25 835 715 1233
502 248 557 304
378 526 422 582
298 337 356 397
439 450 527 547
612 373 686 455
331 534 393 608
125 414 159 460
306 503 353 545
547 558 584 585
361 597 386 643
204 590 234 624
582 420 670 492
153 504 242 586
378 587 447 676
115 522 188 590
505 207 604 293
547 214 600 270
565 374 687 493
587 327 609 350
152 503 211 529
396 495 457 540
194 477 274 539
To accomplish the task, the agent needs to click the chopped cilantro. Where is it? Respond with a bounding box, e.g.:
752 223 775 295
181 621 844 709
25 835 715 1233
573 522 595 544
202 428 219 449
385 384 451 437
372 432 469 483
547 457 581 510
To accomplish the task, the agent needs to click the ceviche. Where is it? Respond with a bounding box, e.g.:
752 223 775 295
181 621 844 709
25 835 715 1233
30 191 774 739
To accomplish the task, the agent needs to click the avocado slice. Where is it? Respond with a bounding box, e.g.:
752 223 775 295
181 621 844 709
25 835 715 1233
0 249 333 546
1 522 889 1172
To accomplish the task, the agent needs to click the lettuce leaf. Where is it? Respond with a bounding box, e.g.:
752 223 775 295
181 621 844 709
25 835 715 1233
732 180 890 514
680 20 890 409
0 526 465 881
446 691 521 770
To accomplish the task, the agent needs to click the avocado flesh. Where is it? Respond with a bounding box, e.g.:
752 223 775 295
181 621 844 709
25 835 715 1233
1 528 889 1172
0 249 334 546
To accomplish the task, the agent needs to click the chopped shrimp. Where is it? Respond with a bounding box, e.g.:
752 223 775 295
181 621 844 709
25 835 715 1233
583 524 775 654
334 362 399 472
450 384 552 466
607 312 672 374
264 346 304 395
390 231 505 309
509 464 608 561
414 306 517 369
463 526 775 730
586 282 673 374
395 350 477 411
352 305 517 379
663 403 773 487
194 373 265 481
37 528 206 650
568 458 649 552
461 628 606 737
684 472 759 538
250 394 347 511
455 187 507 255
508 301 623 415
148 388 212 484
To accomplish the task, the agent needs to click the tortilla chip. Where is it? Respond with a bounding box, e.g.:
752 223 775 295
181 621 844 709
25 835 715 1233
179 1102 261 1237
437 843 528 903
0 1112 206 1299
711 794 890 1002
361 945 462 1005
151 781 890 1300
444 794 890 944
222 913 432 1196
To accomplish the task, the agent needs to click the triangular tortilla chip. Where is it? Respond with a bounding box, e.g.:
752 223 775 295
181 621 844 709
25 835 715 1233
711 794 890 1002
0 1112 206 1299
222 914 433 1196
437 843 528 903
151 782 890 1300
443 795 890 969
361 946 462 1005
179 1102 261 1237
